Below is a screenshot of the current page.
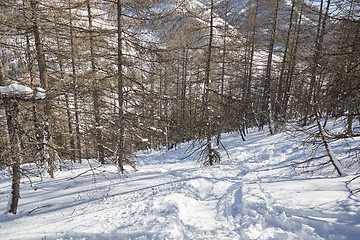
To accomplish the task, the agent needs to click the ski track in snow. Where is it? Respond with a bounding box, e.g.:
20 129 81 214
0 128 360 239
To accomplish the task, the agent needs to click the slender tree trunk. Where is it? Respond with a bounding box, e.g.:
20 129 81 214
188 68 194 140
345 0 357 136
87 0 105 164
0 61 21 212
304 0 331 125
5 100 21 214
68 1 82 162
347 114 353 135
245 0 259 130
117 0 125 172
315 110 346 176
203 0 216 165
260 0 279 134
216 13 228 146
23 2 42 159
282 0 304 120
65 92 76 161
275 0 295 131
175 54 182 142
30 0 55 177
55 30 76 162
0 61 3 86
181 47 188 141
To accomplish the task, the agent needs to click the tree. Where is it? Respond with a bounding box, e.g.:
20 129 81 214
86 0 105 164
0 52 20 214
202 0 220 166
274 0 296 131
242 0 260 133
280 0 304 124
116 0 125 172
68 0 83 162
1 63 46 214
259 0 280 134
303 0 331 125
325 0 359 135
30 0 55 177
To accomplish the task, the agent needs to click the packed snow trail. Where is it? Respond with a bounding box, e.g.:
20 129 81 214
0 129 359 239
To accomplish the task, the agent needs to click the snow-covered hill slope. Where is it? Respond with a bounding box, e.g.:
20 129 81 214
0 125 359 239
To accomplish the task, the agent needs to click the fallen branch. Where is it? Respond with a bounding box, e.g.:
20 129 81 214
26 204 53 216
67 168 95 181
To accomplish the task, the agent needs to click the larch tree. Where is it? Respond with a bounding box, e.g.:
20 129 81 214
259 0 280 135
0 49 21 214
280 0 304 123
274 0 296 131
242 0 260 132
68 0 83 162
116 0 125 172
202 0 220 166
303 0 331 125
86 0 105 164
29 0 55 177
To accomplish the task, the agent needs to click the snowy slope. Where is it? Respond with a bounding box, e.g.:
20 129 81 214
0 125 359 239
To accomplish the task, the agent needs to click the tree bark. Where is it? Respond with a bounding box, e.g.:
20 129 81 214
22 2 43 159
87 0 105 164
315 111 346 176
282 0 304 120
1 50 20 215
5 100 21 214
69 1 82 162
203 0 217 165
275 0 295 131
30 0 55 177
181 47 188 141
304 0 331 125
55 28 76 162
244 0 259 131
216 9 228 146
117 0 125 172
260 0 279 134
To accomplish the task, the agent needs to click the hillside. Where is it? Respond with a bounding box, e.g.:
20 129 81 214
1 121 359 239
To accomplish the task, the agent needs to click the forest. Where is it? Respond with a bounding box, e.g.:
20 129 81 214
0 0 359 218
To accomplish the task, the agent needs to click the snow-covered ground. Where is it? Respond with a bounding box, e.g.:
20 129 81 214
1 125 360 239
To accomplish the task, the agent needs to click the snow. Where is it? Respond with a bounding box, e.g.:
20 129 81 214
0 83 45 100
35 87 46 100
0 126 360 239
0 83 32 96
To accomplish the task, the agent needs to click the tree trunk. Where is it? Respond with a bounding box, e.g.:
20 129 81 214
55 30 76 162
181 47 188 141
23 6 43 159
0 58 19 214
282 0 304 120
315 111 346 176
68 1 82 162
87 0 105 164
275 0 295 131
117 0 125 172
244 0 259 131
304 0 331 125
30 0 55 177
203 0 217 166
260 0 279 134
216 10 228 146
5 100 21 214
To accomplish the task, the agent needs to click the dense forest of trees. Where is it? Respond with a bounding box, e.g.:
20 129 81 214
0 0 359 214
